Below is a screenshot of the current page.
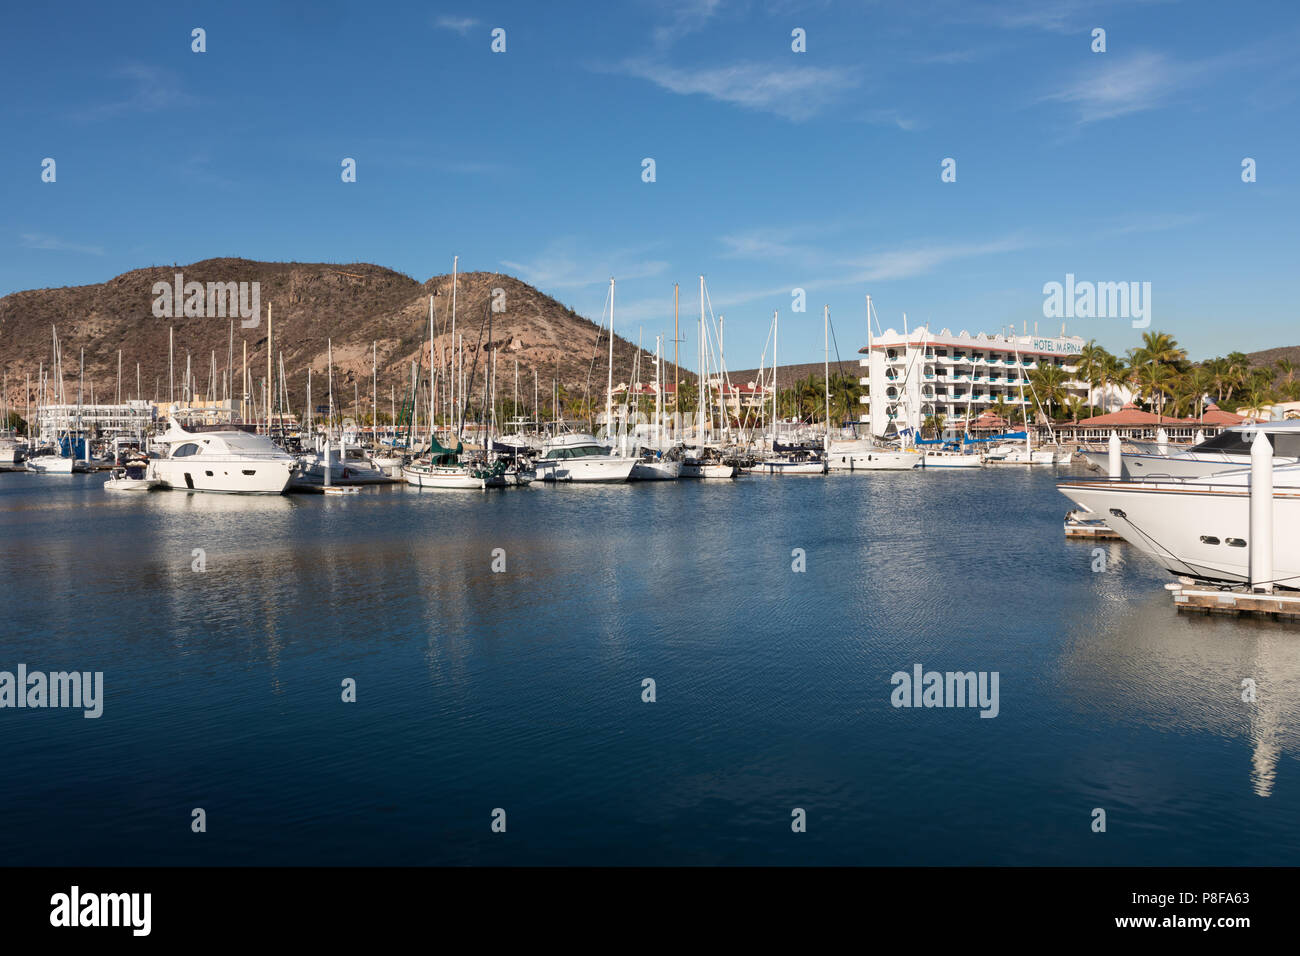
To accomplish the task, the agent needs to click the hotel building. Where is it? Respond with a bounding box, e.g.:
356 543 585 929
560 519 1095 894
859 326 1089 437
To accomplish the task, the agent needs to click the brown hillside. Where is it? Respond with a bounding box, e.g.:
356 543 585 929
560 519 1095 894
0 259 688 418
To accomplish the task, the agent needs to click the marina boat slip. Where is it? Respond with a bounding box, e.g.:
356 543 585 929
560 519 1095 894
1079 421 1300 479
1058 445 1300 588
534 433 636 483
147 422 295 494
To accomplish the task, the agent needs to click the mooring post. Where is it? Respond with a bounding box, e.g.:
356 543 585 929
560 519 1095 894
1249 429 1273 593
1107 430 1121 479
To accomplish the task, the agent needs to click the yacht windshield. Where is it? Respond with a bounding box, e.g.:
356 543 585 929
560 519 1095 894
544 445 609 459
1193 429 1300 458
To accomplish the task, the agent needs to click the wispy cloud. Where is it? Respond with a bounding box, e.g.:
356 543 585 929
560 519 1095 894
74 63 194 121
501 240 669 290
433 15 479 36
20 233 105 256
611 58 859 121
649 0 724 50
720 228 1032 285
1104 213 1203 236
1041 50 1199 124
841 236 1031 284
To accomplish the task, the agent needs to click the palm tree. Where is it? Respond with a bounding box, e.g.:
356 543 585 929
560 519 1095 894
1028 363 1069 421
1133 362 1177 417
1224 351 1251 402
1098 353 1127 411
1075 340 1108 398
921 413 946 439
1276 358 1296 387
676 381 698 416
1181 367 1215 419
1063 396 1089 422
1239 383 1275 420
1132 331 1188 370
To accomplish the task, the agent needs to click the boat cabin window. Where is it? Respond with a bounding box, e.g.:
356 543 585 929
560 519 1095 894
544 445 609 459
1194 429 1300 457
173 443 201 457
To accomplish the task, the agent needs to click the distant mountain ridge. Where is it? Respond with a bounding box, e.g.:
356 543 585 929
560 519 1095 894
0 258 689 417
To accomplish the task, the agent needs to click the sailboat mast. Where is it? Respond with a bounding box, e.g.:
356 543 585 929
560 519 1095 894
774 308 779 446
673 282 679 440
823 304 831 452
450 256 458 427
267 304 273 436
606 277 615 441
698 275 705 445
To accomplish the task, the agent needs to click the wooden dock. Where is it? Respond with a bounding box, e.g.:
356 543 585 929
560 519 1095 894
1172 586 1300 620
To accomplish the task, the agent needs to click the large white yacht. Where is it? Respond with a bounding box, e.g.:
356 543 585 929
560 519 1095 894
1058 462 1300 588
1080 421 1300 479
147 422 295 494
534 433 636 483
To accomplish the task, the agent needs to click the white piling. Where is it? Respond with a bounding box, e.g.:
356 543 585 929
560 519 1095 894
1249 429 1273 593
1107 430 1121 479
1156 427 1168 456
1194 429 1205 446
323 440 332 489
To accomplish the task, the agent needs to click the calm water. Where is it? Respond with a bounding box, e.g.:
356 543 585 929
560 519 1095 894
1 466 1297 865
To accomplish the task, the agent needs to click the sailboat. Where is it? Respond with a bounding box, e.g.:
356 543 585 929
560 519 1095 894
679 277 739 478
825 298 919 471
921 356 982 468
982 336 1054 464
629 334 681 480
403 284 508 490
26 328 79 474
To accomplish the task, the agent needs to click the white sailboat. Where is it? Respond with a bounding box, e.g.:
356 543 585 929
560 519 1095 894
827 296 921 471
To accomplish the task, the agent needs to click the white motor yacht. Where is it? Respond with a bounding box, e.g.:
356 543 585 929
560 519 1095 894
147 422 295 494
1080 421 1300 479
1058 462 1300 588
534 433 635 483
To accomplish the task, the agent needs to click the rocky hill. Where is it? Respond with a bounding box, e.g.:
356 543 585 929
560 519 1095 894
0 258 689 420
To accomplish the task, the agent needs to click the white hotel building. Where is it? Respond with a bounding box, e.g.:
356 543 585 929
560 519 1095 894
858 326 1088 437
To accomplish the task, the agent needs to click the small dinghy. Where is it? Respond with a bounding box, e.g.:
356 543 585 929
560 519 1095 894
104 462 158 492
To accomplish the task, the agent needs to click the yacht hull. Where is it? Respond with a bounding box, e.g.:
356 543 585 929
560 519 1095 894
149 459 292 494
630 460 681 481
535 457 635 483
679 461 738 479
827 451 920 471
757 459 827 475
920 453 982 469
25 455 75 474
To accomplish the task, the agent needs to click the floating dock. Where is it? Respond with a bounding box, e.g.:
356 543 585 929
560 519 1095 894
1172 585 1300 620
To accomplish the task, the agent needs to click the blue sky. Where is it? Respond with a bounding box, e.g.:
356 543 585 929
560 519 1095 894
3 0 1298 368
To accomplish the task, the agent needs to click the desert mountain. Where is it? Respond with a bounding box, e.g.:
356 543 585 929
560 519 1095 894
0 258 690 420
